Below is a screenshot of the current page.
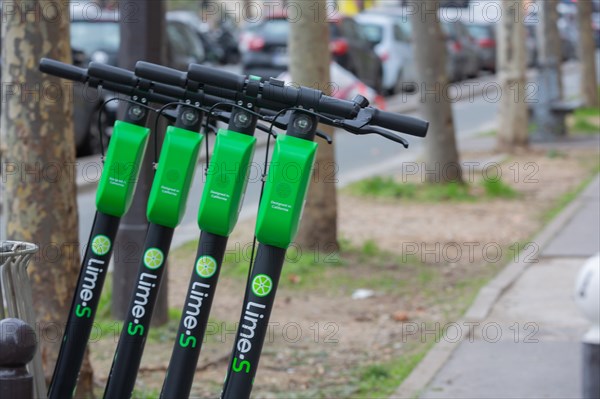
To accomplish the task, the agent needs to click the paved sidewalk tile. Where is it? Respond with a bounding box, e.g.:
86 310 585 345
421 257 591 399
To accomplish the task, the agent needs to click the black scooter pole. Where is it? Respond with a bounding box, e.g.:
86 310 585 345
221 244 287 398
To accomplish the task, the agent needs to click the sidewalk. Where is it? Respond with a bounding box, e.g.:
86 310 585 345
393 174 600 398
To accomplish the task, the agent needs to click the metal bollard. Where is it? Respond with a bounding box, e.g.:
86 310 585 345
0 318 38 399
0 241 46 398
574 254 600 399
532 58 567 140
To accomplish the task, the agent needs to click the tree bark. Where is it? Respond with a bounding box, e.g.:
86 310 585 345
497 0 529 151
288 0 338 251
0 1 93 396
112 0 169 325
578 0 599 108
410 0 462 183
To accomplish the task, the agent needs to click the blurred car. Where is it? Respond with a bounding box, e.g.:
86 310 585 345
464 22 496 72
364 7 478 82
167 10 240 64
440 19 480 81
70 8 206 155
240 15 384 93
354 13 417 94
277 62 386 110
524 18 576 64
72 11 206 71
557 6 579 60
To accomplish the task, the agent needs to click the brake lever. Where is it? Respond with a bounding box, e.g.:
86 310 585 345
316 130 332 144
366 126 409 148
334 108 409 148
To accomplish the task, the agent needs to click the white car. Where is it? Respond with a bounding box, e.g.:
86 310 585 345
354 13 417 95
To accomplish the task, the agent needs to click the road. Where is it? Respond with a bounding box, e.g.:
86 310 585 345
1 54 597 248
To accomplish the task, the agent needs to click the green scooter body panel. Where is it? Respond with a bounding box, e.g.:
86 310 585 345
255 135 318 249
96 120 150 217
197 129 257 236
146 126 203 228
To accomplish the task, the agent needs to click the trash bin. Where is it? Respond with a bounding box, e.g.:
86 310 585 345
0 241 47 398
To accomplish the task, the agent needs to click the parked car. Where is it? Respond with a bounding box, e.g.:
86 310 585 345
167 10 240 64
364 7 479 82
440 19 480 81
240 15 384 93
70 8 206 155
464 22 497 72
354 13 417 94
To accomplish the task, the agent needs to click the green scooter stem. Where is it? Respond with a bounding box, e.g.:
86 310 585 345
49 106 151 399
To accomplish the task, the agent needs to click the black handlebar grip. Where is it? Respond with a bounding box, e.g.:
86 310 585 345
39 58 88 82
187 64 246 92
318 95 360 119
135 61 187 88
88 62 137 87
371 109 429 138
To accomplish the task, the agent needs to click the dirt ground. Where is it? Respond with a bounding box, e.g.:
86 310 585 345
88 140 599 398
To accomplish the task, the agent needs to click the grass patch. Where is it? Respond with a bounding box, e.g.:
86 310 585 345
575 107 600 119
347 176 519 202
542 154 600 223
570 106 600 134
131 387 161 399
546 149 567 159
478 129 497 137
219 243 345 289
346 177 472 202
481 178 518 198
542 172 596 223
354 342 435 398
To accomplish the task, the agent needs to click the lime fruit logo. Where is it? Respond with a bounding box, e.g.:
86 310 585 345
143 248 164 270
195 255 217 278
91 235 111 256
251 274 273 297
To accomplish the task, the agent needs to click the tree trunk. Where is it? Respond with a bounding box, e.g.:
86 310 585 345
0 1 93 397
497 0 529 151
112 0 169 325
288 0 338 251
537 0 563 98
411 0 462 183
578 0 599 108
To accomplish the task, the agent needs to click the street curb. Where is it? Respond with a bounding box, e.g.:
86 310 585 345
391 173 600 399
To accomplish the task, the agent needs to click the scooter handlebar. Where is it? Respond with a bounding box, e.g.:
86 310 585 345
39 58 87 83
135 61 188 88
88 62 137 87
370 109 429 138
